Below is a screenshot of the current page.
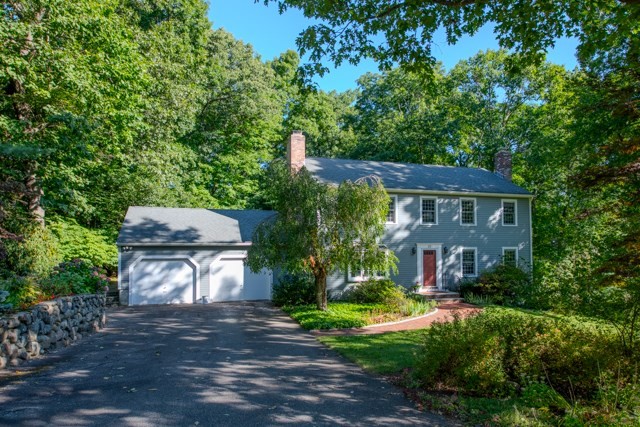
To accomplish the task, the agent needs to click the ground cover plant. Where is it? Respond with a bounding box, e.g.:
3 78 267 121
319 306 640 426
276 276 436 330
0 259 108 312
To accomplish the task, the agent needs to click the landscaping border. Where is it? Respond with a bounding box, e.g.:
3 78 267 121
0 294 106 369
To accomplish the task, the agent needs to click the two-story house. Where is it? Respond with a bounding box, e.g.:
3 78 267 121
294 132 533 295
117 132 532 305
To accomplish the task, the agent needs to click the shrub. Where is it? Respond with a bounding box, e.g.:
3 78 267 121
49 218 118 273
40 259 109 297
414 313 511 396
1 226 60 278
272 272 316 306
0 275 43 310
414 308 624 401
459 263 531 306
345 278 406 306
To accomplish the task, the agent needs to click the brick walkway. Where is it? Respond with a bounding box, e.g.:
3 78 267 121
311 302 481 336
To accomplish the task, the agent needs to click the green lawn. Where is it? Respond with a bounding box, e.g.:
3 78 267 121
316 306 636 426
282 301 435 330
319 330 423 374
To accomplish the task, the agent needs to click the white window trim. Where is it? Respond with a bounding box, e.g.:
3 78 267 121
501 199 518 226
420 196 439 225
460 247 478 277
386 195 398 224
416 243 443 290
502 247 519 266
459 197 477 226
348 267 386 283
348 248 390 282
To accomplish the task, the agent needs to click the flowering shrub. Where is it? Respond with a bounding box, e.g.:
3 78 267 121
40 259 109 297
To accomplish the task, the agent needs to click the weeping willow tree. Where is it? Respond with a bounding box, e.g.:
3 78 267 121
247 160 397 310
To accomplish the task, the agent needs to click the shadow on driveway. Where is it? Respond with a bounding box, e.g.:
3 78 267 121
0 302 456 426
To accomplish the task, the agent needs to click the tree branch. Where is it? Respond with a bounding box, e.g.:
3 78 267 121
368 0 480 21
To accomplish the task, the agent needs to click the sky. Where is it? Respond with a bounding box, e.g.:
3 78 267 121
208 0 579 93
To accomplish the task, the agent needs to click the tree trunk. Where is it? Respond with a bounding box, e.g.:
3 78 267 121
314 269 328 311
24 168 45 226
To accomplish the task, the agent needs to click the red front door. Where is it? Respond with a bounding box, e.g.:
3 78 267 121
423 250 437 287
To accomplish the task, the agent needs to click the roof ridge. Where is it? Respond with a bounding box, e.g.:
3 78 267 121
306 156 485 171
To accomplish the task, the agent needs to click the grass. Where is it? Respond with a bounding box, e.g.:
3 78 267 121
317 305 638 426
319 330 424 374
282 300 435 330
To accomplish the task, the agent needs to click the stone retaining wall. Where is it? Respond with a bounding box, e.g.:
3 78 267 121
0 294 106 369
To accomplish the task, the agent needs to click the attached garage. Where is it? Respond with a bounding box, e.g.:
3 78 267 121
117 207 275 306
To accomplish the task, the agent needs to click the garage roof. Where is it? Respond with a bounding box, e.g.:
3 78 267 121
117 207 275 246
305 157 531 196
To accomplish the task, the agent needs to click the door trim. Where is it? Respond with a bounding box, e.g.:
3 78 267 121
129 255 200 304
416 243 443 290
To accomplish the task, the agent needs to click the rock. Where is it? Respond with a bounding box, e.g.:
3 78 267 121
26 341 40 356
9 358 21 367
7 318 20 329
17 312 31 325
0 356 6 369
17 349 28 360
27 330 37 343
1 341 11 355
39 336 50 350
6 330 17 344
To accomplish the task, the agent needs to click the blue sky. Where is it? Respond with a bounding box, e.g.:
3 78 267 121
209 0 578 93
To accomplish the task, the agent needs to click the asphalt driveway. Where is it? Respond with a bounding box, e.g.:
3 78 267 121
0 302 455 426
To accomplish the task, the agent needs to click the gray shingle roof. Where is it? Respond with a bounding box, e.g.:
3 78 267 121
305 157 531 196
117 207 275 245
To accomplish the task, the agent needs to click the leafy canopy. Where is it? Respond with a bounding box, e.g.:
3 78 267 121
247 160 397 310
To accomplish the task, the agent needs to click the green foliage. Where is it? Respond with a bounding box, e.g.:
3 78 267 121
248 160 397 310
414 308 625 401
271 272 316 307
0 289 10 311
459 263 532 306
1 226 60 278
0 275 42 310
48 218 117 273
40 259 109 298
344 278 404 304
282 303 385 330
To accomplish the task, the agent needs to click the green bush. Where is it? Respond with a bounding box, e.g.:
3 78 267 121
40 259 109 297
414 308 623 401
459 263 531 306
414 312 511 396
1 226 60 278
272 272 316 306
345 278 406 306
49 218 118 273
0 275 42 310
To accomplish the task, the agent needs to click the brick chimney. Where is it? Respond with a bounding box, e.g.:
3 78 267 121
287 130 306 173
494 149 512 181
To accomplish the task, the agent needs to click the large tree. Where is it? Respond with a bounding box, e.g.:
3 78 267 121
247 160 397 310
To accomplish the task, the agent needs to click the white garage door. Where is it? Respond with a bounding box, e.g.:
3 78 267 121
130 258 197 305
210 254 271 302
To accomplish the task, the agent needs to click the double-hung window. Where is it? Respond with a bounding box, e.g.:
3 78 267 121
502 247 518 266
460 198 476 225
386 195 397 224
502 199 517 226
461 248 477 277
421 197 438 224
